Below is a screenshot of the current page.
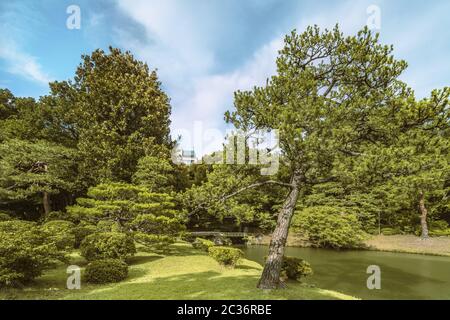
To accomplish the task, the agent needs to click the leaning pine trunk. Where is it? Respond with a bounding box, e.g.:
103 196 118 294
257 173 302 289
419 191 429 239
43 191 51 216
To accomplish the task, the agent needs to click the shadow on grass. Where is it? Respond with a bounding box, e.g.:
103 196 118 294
235 264 261 271
168 245 205 257
78 271 264 300
127 254 164 266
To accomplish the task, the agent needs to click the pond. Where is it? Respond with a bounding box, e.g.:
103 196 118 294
241 245 450 300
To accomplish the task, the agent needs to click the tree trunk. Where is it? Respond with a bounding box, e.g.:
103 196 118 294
257 173 302 289
43 191 51 216
419 191 429 239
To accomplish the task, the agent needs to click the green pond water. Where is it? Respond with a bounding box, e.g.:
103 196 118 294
241 245 450 300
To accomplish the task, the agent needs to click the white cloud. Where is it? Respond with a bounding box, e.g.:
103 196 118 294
116 0 449 155
0 40 52 85
0 48 52 85
115 0 371 155
0 3 52 85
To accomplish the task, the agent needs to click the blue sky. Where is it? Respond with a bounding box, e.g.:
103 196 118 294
1 0 450 154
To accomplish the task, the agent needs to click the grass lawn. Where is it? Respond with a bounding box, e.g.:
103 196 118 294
365 235 450 257
0 243 356 300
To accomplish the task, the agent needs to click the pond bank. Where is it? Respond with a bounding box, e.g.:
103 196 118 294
256 234 450 257
364 235 450 257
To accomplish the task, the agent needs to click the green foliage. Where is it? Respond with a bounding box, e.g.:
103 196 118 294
45 211 78 223
80 232 136 261
84 259 128 284
227 25 408 185
0 212 12 221
72 223 97 248
45 47 173 184
192 238 215 252
67 183 185 251
132 156 175 192
41 220 76 250
96 220 121 233
0 89 45 143
292 206 366 249
0 139 78 216
429 229 450 237
430 220 449 231
0 220 66 286
380 227 402 236
208 246 243 267
281 256 313 281
182 163 286 232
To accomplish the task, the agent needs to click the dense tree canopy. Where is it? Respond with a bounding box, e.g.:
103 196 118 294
43 47 173 185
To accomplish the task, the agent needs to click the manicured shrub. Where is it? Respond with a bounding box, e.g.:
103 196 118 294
429 229 450 237
84 259 128 284
80 232 136 261
192 237 215 252
0 220 65 287
281 256 313 281
291 206 366 249
72 224 97 248
430 220 449 231
208 246 243 267
41 220 76 250
381 227 402 236
96 220 121 232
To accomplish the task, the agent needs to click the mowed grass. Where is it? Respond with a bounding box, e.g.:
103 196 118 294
0 243 356 300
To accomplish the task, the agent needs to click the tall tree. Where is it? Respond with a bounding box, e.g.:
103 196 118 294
44 47 173 185
225 25 409 289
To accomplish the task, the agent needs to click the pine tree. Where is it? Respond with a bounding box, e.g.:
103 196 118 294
67 183 186 251
226 25 409 289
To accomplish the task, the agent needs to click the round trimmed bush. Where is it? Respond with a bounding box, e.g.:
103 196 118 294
80 232 136 261
281 256 313 281
208 246 243 267
84 259 128 284
192 237 215 252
